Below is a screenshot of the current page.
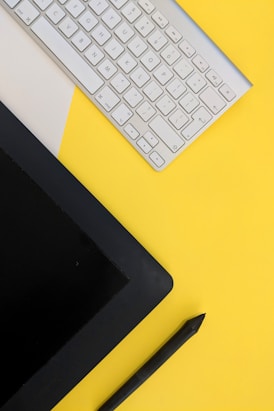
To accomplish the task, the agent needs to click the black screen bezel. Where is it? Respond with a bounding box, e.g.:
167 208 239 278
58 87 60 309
0 102 173 411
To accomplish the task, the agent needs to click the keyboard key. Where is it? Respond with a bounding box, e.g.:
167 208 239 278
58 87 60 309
135 16 155 37
97 59 117 79
46 2 65 23
179 93 199 113
102 7 121 29
179 39 195 57
128 36 147 57
96 86 120 111
219 84 236 102
137 137 152 153
169 109 188 130
59 17 78 38
143 131 158 147
136 101 156 121
122 2 141 23
166 78 186 99
117 52 137 73
124 123 139 140
186 72 207 93
33 0 53 11
138 0 155 14
153 64 173 85
199 87 226 114
78 11 98 31
85 44 104 65
112 104 133 125
124 87 143 108
89 0 108 15
91 24 111 45
130 67 150 87
143 81 163 101
65 0 85 17
141 51 160 71
205 69 222 87
71 30 91 51
192 54 209 72
165 26 182 43
15 0 39 25
150 151 165 168
115 22 135 43
152 10 168 28
104 38 124 59
111 73 130 93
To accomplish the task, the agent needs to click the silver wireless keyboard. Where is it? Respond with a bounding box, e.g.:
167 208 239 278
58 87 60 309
1 0 252 170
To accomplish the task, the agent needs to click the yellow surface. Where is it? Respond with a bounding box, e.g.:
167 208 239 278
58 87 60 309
54 1 274 410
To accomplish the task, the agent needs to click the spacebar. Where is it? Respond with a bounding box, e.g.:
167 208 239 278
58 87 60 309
31 17 104 95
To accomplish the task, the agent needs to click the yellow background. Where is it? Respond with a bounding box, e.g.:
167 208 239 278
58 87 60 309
53 1 274 410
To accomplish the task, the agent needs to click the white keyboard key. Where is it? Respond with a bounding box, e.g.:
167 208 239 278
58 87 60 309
78 11 98 32
124 123 139 140
112 104 133 125
59 17 78 38
111 73 130 93
46 3 65 23
31 17 104 94
179 92 199 113
174 59 193 79
143 131 158 147
165 26 182 43
186 72 207 93
205 69 222 87
153 65 173 85
15 0 39 25
102 7 121 29
143 80 163 101
149 115 185 152
169 109 188 130
71 30 91 51
200 87 226 114
109 0 127 9
166 78 186 99
118 52 137 73
137 137 152 153
156 95 176 115
152 10 168 28
98 59 117 79
161 44 180 65
124 87 143 108
135 16 154 37
96 86 120 111
138 0 155 14
179 39 195 57
33 0 53 11
150 151 165 168
219 84 236 102
130 67 150 88
182 107 212 140
115 22 135 43
141 51 160 71
136 101 156 121
91 24 111 45
128 36 147 57
89 0 108 15
65 0 85 17
192 54 209 72
104 38 124 59
148 30 167 51
122 2 141 23
85 44 104 65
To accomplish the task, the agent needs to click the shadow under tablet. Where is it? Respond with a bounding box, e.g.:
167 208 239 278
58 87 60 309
0 102 173 411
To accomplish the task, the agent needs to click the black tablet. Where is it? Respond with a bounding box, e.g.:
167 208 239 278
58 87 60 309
0 102 173 411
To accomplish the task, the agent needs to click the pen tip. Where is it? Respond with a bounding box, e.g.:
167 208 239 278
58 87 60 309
188 313 206 332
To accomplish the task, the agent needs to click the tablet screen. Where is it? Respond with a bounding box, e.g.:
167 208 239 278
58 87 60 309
0 148 129 407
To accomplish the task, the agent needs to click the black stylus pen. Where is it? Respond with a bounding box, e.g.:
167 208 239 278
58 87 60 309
97 313 206 411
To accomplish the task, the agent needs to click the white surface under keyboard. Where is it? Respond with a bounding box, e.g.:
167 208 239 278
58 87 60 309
0 0 252 170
